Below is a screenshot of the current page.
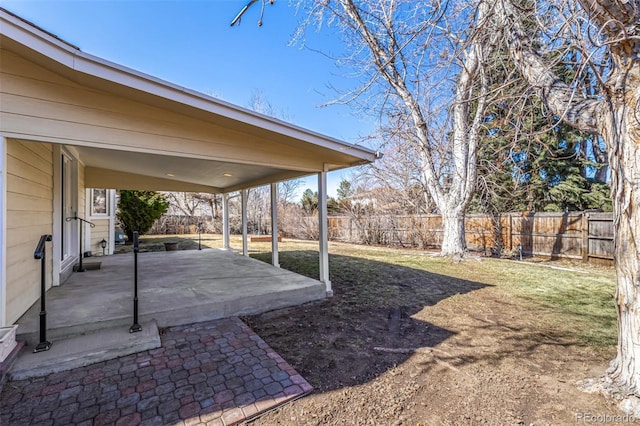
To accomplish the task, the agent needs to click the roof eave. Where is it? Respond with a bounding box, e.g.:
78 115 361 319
0 8 377 166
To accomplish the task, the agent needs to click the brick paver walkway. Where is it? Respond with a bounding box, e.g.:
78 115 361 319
0 317 312 426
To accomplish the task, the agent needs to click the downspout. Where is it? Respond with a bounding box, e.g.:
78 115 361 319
0 136 6 326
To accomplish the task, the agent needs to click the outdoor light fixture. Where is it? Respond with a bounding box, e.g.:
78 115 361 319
223 173 233 177
100 238 107 256
165 173 175 177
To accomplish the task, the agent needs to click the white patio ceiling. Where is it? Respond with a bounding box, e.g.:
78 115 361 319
80 145 303 193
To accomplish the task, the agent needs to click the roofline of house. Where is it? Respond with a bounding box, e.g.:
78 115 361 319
0 7 378 164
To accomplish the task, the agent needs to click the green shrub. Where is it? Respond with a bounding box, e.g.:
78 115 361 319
117 190 169 241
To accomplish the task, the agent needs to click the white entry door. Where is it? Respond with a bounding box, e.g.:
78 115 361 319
60 150 78 280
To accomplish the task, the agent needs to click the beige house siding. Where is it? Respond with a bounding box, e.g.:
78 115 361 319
89 219 109 255
6 139 53 324
0 49 342 172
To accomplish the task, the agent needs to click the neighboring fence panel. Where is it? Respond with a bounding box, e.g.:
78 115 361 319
586 212 615 264
325 212 614 264
508 212 584 259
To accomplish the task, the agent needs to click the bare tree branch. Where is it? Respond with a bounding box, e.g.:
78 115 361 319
231 0 274 27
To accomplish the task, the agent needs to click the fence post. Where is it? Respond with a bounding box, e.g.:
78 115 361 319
581 212 589 263
507 214 513 251
349 217 353 241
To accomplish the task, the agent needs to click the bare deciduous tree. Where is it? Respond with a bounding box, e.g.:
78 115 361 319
361 129 437 216
164 192 204 218
277 178 303 208
492 0 640 412
193 193 222 220
292 0 495 258
246 89 292 122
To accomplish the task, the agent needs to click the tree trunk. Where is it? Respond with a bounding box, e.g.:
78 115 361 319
600 85 640 400
492 0 640 402
440 207 467 257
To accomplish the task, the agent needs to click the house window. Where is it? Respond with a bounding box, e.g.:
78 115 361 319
91 189 108 216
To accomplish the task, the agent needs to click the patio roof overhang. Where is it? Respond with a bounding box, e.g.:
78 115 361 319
0 8 377 193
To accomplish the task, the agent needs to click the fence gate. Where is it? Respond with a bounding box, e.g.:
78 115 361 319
584 212 614 264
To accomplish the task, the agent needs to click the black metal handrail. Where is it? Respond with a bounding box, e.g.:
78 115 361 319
65 214 95 272
34 234 52 260
34 234 52 353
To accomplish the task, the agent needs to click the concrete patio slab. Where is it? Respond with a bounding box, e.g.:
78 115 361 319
10 321 161 380
1 317 313 426
16 249 326 345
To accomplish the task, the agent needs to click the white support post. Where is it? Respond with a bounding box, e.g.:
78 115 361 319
0 137 7 326
241 189 248 257
109 189 116 255
84 189 92 252
270 183 279 268
222 193 230 250
52 145 61 286
318 167 332 296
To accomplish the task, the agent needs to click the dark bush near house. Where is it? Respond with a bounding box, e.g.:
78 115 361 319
117 190 169 242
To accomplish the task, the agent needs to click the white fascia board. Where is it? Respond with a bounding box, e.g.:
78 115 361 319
73 52 377 162
0 9 78 68
0 9 377 164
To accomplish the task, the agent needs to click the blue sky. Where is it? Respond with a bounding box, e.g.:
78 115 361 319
0 0 376 197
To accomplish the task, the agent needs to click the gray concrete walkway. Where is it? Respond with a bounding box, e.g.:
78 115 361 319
1 317 313 426
17 249 325 345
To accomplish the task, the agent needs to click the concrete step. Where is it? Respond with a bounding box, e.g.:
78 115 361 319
10 321 161 380
73 261 102 272
17 316 133 347
0 341 24 392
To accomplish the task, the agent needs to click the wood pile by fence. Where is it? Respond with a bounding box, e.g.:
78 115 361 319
325 212 614 264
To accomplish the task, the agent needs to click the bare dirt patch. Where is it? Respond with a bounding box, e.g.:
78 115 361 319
242 242 623 425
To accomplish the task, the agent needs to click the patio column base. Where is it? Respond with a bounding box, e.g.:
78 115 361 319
326 289 334 297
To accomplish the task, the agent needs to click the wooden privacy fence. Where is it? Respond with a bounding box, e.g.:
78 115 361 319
325 212 614 264
150 211 614 264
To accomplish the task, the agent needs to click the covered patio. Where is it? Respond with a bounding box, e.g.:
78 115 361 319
16 248 325 345
0 9 373 423
0 7 378 333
